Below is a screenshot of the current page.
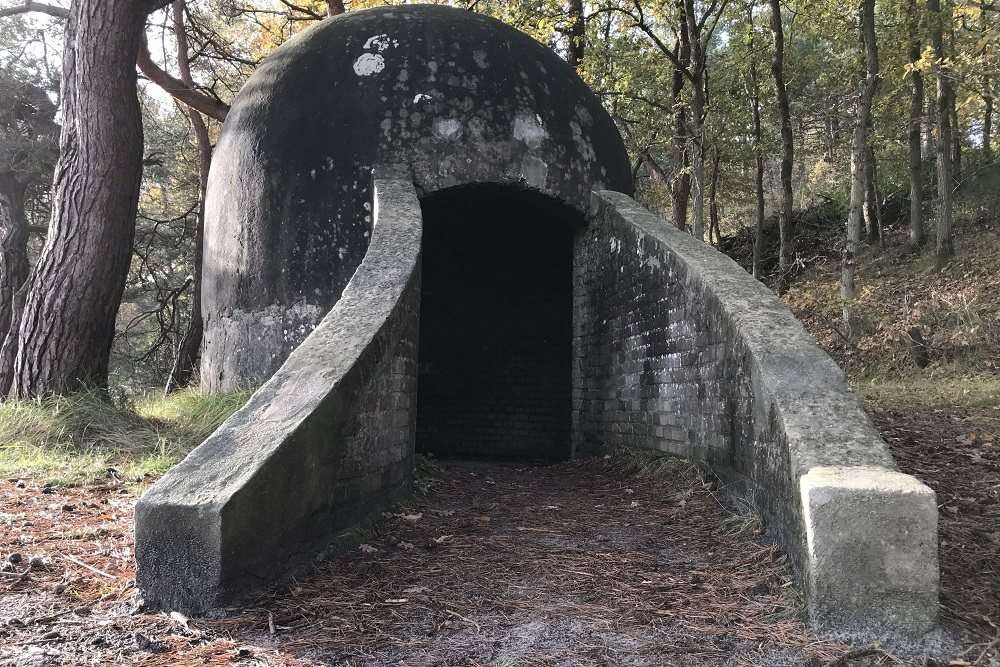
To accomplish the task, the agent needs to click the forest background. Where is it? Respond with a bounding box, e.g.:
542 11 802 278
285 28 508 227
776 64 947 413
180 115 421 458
0 0 995 398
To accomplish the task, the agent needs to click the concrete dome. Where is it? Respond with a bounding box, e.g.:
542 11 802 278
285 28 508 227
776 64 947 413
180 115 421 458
201 4 633 391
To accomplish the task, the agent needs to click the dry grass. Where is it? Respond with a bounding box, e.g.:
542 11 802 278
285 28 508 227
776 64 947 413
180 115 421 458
0 388 249 486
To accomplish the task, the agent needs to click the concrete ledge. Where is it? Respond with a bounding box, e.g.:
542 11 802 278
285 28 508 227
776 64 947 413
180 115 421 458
135 175 423 614
583 191 939 637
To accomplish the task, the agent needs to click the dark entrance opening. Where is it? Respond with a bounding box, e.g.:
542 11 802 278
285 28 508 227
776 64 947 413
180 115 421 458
415 186 579 462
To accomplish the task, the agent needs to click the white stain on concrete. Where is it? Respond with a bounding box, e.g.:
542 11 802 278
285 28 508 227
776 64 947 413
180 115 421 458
521 154 548 189
363 34 398 51
413 93 433 103
513 112 547 150
433 118 462 140
473 50 488 68
353 53 385 77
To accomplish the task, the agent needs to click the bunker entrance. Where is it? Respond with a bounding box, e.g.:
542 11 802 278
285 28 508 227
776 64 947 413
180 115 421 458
415 186 579 462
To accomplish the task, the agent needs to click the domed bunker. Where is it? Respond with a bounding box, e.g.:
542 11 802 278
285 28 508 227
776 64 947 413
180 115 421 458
137 5 940 638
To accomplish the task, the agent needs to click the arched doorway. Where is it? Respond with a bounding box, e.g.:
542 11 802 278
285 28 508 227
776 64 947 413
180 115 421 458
415 186 582 461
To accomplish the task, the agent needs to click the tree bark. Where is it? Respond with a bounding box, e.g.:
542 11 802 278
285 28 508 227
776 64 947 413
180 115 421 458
770 0 795 287
708 144 722 245
9 0 165 397
566 0 585 71
746 2 766 279
0 2 68 18
951 102 962 183
930 0 954 267
326 0 344 16
864 144 881 245
137 33 229 122
166 0 208 393
752 85 765 279
984 82 993 164
670 0 692 232
982 8 993 164
908 0 925 248
0 177 28 345
844 0 879 334
685 0 707 241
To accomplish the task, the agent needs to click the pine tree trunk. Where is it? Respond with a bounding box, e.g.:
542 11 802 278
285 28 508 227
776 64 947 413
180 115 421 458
769 0 795 286
908 0 925 248
0 177 28 342
10 0 156 397
930 0 954 267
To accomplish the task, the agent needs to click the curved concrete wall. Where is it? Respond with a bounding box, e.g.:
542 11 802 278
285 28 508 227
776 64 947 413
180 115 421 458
135 175 422 614
574 191 938 636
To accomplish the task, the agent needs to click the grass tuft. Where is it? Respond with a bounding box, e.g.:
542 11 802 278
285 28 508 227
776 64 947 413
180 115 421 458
0 387 250 487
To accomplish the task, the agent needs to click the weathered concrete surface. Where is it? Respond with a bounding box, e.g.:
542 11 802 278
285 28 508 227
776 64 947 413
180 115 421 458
201 4 632 391
801 467 938 633
135 176 422 614
575 191 938 637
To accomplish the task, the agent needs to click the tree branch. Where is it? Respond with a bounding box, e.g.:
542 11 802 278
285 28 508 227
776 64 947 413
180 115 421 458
0 1 69 19
137 31 229 122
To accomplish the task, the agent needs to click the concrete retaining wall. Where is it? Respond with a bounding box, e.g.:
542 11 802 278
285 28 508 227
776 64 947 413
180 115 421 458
573 191 938 636
135 175 422 614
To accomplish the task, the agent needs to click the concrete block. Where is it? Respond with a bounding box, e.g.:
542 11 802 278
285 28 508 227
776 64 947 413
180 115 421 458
800 466 938 636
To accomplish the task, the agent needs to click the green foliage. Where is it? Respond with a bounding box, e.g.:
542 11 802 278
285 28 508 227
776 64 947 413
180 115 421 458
0 388 250 486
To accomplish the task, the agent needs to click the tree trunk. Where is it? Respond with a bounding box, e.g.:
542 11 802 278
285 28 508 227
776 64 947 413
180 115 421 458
985 83 993 164
951 103 962 183
685 0 707 241
746 2 765 279
0 177 29 394
983 8 993 164
924 97 935 158
566 0 585 71
670 0 692 232
708 145 722 245
326 0 344 16
908 0 925 248
9 0 160 397
770 0 795 286
752 99 765 279
166 0 207 393
0 177 28 342
844 0 879 334
864 145 880 245
930 0 954 267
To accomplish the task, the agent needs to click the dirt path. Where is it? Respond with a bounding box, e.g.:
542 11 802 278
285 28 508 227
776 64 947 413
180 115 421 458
0 456 986 666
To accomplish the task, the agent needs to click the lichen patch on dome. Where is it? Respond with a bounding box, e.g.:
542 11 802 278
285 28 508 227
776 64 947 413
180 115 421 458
353 52 385 77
